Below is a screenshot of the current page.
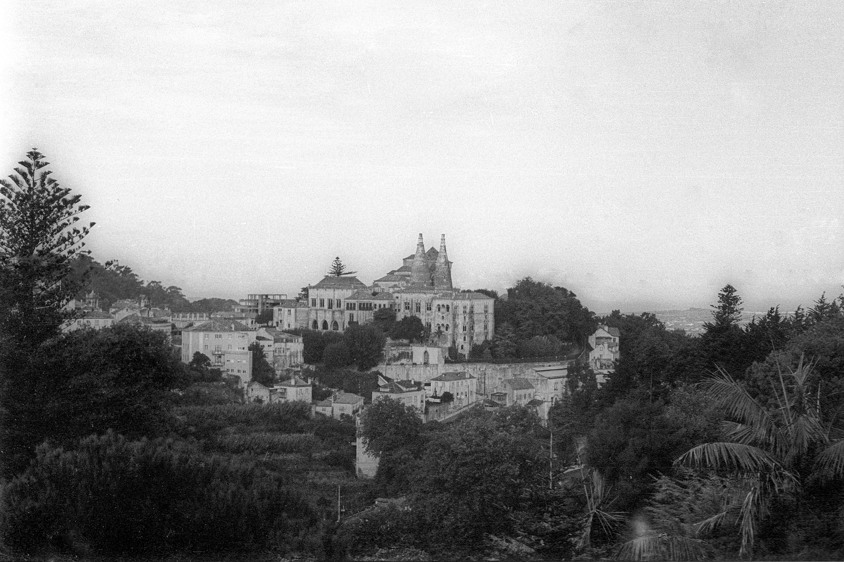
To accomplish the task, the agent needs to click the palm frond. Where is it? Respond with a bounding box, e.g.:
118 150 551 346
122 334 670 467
702 370 780 447
738 484 764 559
693 506 736 536
814 438 844 482
677 442 781 473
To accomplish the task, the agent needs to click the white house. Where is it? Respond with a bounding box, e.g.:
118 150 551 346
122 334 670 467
429 371 477 408
588 325 620 381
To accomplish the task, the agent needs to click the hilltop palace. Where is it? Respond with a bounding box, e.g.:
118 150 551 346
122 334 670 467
274 234 495 356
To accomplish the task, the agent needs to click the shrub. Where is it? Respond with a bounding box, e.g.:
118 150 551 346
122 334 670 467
0 432 318 555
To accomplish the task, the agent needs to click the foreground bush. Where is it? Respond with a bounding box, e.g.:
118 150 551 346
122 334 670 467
0 432 317 556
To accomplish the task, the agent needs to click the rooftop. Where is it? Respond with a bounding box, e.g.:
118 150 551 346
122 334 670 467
333 392 364 404
504 378 534 391
185 318 252 332
312 276 368 289
431 371 474 382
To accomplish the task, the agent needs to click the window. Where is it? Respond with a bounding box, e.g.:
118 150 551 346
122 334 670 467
463 325 467 331
437 305 441 312
332 321 339 331
322 320 328 330
319 298 325 308
336 300 341 308
404 301 410 311
415 302 421 313
311 298 316 307
312 320 318 330
446 305 450 312
463 305 467 313
346 302 356 310
327 299 333 309
446 324 450 331
349 313 354 322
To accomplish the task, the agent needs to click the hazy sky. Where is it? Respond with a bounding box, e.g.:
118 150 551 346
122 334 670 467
3 1 843 312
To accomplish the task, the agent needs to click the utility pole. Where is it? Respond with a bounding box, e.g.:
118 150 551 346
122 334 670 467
549 428 554 490
336 484 341 523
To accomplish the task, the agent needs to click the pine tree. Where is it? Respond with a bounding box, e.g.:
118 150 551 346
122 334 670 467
0 149 93 476
0 148 93 347
327 256 356 277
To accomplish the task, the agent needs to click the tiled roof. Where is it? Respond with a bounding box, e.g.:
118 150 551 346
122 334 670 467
348 289 376 299
116 314 171 326
532 367 568 379
431 371 474 382
451 292 494 300
278 299 308 308
315 399 332 407
312 276 368 289
374 273 405 283
334 392 364 404
504 378 534 391
279 376 310 387
608 327 621 337
394 265 412 273
185 318 252 332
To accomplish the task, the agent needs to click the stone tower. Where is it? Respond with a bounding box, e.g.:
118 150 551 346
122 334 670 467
410 233 430 287
433 234 453 290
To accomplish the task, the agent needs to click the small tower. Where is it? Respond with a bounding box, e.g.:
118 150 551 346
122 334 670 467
410 233 430 287
433 234 453 290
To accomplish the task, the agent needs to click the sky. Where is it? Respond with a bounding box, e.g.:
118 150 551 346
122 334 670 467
2 1 843 313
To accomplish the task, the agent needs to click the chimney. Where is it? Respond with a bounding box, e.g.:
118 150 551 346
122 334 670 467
433 234 453 290
410 233 430 287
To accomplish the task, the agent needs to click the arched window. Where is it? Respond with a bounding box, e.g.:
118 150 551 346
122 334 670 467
446 305 450 312
446 324 450 331
423 350 429 365
312 320 318 330
332 321 339 331
322 320 329 330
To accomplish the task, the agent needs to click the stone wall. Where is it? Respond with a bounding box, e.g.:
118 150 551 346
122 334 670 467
381 360 571 397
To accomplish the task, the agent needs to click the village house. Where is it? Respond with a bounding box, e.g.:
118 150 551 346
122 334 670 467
246 381 271 403
429 371 477 408
273 376 312 403
501 378 535 407
181 318 255 386
63 310 114 332
315 392 364 420
273 299 310 331
371 376 426 415
588 325 620 382
256 327 304 371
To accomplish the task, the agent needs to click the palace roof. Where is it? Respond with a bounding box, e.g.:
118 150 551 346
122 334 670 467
312 276 368 289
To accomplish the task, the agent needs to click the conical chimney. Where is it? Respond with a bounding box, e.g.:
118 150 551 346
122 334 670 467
433 234 453 290
410 233 430 287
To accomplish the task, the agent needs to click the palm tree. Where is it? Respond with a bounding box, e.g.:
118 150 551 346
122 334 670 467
674 355 844 558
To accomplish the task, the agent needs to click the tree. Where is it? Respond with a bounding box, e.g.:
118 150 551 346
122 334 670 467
700 285 751 379
323 341 352 370
389 315 428 343
372 307 396 334
676 357 844 558
0 149 94 477
327 256 356 277
343 324 385 371
2 324 179 475
0 149 93 348
248 341 275 386
302 329 326 364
